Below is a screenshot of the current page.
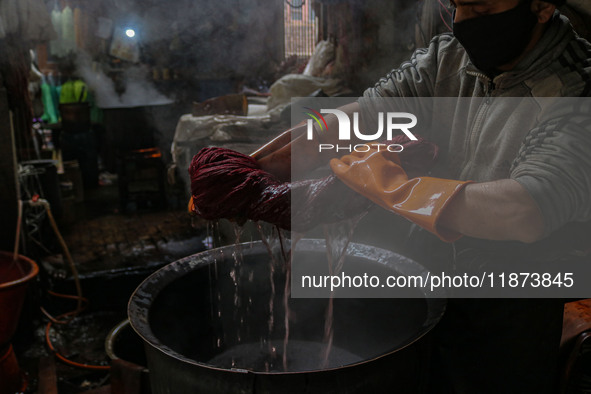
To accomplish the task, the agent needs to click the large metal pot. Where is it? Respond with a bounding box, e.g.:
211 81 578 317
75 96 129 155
129 239 445 394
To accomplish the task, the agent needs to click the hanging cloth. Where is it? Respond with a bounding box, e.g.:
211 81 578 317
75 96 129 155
40 77 60 124
0 0 56 42
22 0 56 43
61 6 76 54
50 4 63 56
60 80 88 104
0 0 20 36
74 7 84 49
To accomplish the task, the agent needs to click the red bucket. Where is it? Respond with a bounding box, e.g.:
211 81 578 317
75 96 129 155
0 344 27 393
0 251 38 394
0 251 39 347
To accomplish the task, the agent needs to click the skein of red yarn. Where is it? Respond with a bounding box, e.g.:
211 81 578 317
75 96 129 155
189 147 372 231
189 147 290 227
189 136 438 231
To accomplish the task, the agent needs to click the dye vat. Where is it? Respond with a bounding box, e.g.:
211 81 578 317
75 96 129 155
128 239 445 394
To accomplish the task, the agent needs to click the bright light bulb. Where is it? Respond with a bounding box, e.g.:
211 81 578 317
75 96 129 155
125 29 136 38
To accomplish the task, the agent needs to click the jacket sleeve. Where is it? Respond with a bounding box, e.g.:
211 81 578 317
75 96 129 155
510 103 591 236
359 34 456 131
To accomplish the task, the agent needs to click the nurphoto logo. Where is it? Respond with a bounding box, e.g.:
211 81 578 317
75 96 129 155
304 108 418 153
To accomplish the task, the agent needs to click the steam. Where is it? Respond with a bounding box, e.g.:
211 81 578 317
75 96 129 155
76 52 173 108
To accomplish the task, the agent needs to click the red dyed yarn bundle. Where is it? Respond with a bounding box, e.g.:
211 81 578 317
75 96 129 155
189 147 372 231
189 147 291 228
189 136 438 231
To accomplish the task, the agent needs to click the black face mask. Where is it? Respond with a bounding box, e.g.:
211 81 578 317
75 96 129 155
452 1 538 75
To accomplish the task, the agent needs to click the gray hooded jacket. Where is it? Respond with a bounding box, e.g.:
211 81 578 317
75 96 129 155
361 13 591 238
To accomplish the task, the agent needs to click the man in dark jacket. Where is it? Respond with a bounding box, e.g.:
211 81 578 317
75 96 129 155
250 1 589 392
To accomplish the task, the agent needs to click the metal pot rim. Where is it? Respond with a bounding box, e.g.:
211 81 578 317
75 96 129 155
128 239 447 375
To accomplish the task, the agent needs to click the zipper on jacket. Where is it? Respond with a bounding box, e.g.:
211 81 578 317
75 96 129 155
466 70 496 98
460 71 496 178
486 80 496 102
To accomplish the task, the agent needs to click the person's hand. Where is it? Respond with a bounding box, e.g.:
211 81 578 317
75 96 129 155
252 102 362 181
251 121 331 182
250 123 304 163
250 123 304 182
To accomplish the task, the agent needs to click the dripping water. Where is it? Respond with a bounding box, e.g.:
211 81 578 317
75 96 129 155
206 220 224 351
205 213 365 372
321 213 367 368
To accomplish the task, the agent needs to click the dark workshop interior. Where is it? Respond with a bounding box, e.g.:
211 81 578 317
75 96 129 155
1 0 591 393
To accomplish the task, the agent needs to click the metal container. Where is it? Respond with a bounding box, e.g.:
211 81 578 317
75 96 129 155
129 240 445 394
106 319 149 369
106 319 151 394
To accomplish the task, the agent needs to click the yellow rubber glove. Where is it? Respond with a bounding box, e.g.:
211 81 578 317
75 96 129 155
330 146 472 242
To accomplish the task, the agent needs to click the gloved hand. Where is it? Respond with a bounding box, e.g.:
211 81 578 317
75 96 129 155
330 145 472 242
